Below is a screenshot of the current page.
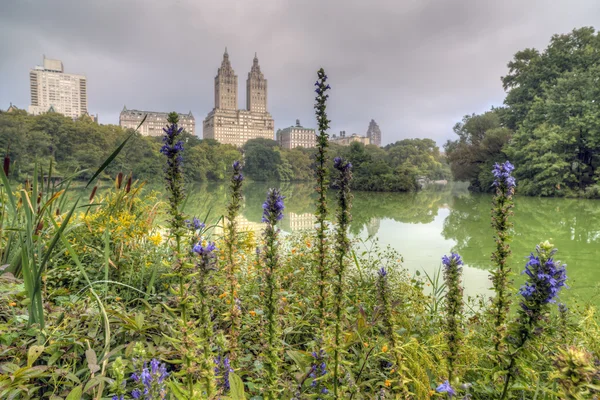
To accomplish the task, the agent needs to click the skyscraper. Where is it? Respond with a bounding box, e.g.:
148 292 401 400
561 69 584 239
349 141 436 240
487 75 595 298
366 119 382 147
29 56 88 119
203 49 274 147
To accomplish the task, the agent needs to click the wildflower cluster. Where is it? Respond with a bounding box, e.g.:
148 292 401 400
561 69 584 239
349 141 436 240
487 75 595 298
262 188 285 223
225 160 244 364
500 241 569 399
185 216 205 232
313 68 331 328
130 359 169 400
261 188 285 399
215 355 234 392
441 253 464 383
492 161 516 191
309 349 329 398
436 380 456 397
490 160 516 354
519 242 567 312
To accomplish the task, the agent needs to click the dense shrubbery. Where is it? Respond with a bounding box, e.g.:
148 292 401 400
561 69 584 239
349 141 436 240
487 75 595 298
446 27 600 197
0 70 599 400
0 110 449 192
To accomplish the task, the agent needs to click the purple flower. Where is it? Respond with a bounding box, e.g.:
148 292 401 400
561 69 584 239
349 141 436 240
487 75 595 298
185 217 205 231
112 396 124 400
309 349 328 394
193 242 217 257
442 253 463 269
262 188 285 223
215 356 234 391
436 380 456 397
333 157 352 172
492 161 516 190
378 267 387 277
130 359 168 400
519 246 568 310
232 160 244 182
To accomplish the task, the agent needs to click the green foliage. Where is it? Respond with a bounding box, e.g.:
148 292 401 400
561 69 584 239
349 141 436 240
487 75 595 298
445 110 512 192
446 27 600 197
0 111 241 184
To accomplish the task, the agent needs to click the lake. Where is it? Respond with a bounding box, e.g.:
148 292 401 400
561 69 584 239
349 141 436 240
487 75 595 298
178 181 600 305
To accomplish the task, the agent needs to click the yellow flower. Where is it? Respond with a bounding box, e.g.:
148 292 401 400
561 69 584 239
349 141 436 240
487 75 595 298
115 297 122 301
363 342 369 348
384 379 392 387
249 310 256 317
382 345 388 353
9 301 17 307
219 292 227 299
149 232 162 246
282 297 287 302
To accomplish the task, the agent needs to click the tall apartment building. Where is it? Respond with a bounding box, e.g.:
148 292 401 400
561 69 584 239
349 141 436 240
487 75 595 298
119 106 195 136
276 119 316 149
29 56 88 119
203 49 274 147
366 119 382 146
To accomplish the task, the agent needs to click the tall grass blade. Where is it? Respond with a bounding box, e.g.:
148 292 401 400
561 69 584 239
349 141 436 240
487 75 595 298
85 114 146 188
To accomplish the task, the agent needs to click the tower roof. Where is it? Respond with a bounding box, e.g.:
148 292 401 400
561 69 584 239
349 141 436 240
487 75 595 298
218 47 235 77
248 52 264 80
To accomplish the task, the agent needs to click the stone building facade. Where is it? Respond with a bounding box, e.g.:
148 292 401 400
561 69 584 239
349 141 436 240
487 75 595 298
203 49 274 147
331 131 371 146
366 119 382 146
119 106 195 136
29 56 88 119
276 119 316 149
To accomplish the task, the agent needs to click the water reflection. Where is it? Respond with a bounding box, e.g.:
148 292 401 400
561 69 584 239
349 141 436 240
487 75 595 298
184 182 600 303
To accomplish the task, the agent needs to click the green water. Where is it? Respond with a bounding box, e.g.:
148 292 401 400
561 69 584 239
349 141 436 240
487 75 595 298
178 181 600 305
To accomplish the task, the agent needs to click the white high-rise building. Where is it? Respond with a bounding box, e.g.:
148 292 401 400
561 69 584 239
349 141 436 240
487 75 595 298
29 56 88 119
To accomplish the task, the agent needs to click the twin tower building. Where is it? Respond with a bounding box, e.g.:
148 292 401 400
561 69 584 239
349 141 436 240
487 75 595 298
202 49 274 147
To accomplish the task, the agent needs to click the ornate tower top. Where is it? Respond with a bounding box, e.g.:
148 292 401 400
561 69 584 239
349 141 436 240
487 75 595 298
215 47 238 110
246 53 267 113
366 119 382 147
218 47 235 77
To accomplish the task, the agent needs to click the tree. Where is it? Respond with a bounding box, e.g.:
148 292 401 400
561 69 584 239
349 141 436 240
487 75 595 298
445 111 512 191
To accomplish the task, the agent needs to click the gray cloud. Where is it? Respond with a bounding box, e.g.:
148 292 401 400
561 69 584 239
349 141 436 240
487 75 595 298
1 0 598 146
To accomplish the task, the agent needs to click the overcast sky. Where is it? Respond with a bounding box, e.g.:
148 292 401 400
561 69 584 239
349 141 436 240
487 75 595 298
1 0 599 146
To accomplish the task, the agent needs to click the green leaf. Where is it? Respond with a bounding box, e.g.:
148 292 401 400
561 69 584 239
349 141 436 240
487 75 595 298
85 126 139 188
85 348 100 374
65 385 83 400
27 345 44 367
229 372 246 400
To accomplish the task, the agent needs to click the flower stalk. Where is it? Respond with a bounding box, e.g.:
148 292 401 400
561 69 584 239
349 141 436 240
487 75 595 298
490 161 516 355
224 161 244 365
261 188 285 399
194 241 218 397
313 68 331 329
442 253 464 383
332 157 352 398
500 241 568 399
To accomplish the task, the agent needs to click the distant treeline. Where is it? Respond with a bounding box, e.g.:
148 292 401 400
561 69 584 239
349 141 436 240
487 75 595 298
445 27 600 197
0 110 449 192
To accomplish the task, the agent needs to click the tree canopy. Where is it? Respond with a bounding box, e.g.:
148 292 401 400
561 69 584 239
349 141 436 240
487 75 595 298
446 27 600 197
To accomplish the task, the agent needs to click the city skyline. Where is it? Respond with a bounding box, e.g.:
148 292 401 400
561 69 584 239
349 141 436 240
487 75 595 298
1 0 599 146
